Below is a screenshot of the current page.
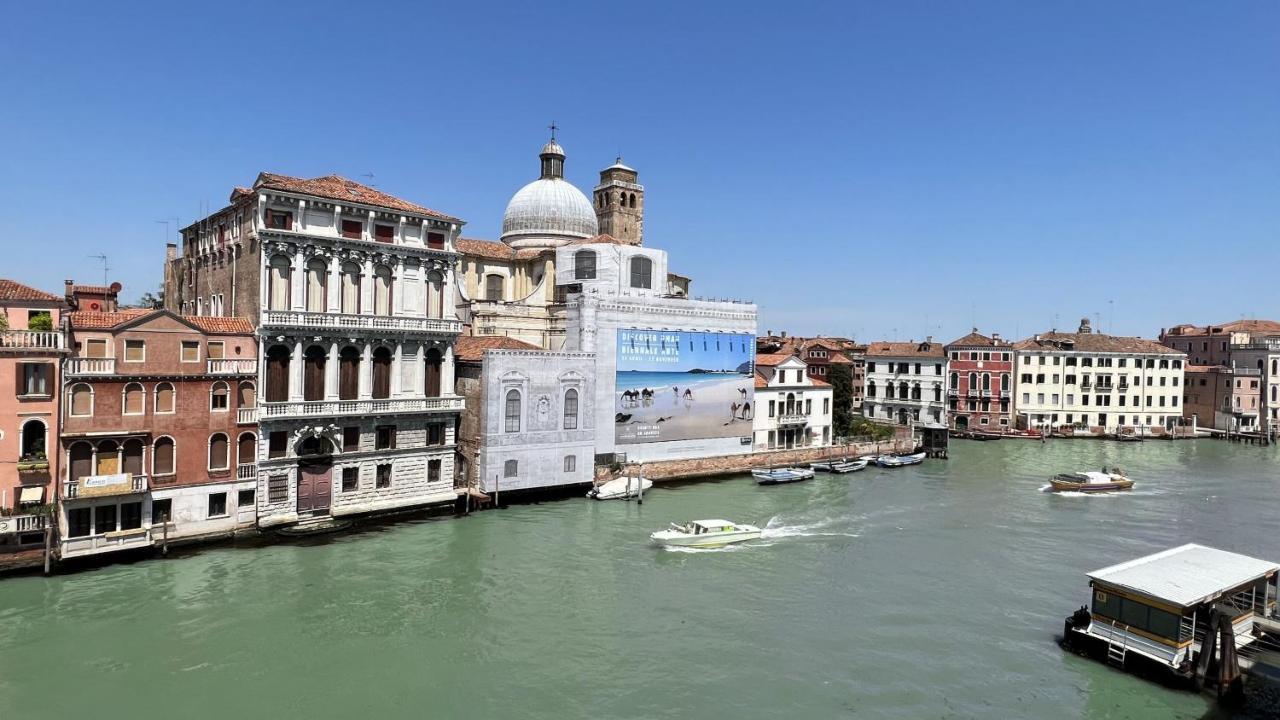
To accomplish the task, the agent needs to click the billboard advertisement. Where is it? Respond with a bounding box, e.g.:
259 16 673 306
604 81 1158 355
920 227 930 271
615 330 755 445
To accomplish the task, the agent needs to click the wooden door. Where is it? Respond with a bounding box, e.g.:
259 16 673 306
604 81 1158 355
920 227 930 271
297 461 332 513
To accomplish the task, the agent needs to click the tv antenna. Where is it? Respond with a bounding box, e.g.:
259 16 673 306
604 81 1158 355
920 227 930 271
88 254 110 286
361 172 376 187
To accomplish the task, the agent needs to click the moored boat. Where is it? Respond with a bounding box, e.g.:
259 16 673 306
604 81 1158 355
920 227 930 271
1049 470 1133 493
588 476 653 500
830 458 869 473
752 467 816 485
874 451 926 468
650 519 762 548
809 461 834 472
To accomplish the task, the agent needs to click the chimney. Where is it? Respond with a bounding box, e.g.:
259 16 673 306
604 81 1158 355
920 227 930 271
64 279 74 301
1034 334 1041 342
991 332 1001 342
781 331 787 339
166 243 177 262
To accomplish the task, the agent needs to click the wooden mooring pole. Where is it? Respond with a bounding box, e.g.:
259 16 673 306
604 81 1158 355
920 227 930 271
42 521 51 575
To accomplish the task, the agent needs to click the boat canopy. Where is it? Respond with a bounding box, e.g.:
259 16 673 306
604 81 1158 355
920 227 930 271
1088 543 1279 609
693 519 734 529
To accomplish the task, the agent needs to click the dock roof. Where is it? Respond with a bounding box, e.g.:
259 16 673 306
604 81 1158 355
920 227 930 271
1088 544 1278 608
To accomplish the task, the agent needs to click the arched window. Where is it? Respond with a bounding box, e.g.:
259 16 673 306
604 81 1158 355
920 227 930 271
306 258 328 312
982 373 991 391
123 382 145 415
949 372 958 389
911 384 921 401
298 436 334 456
210 380 230 411
340 262 361 314
238 381 256 409
629 193 637 208
155 382 175 413
1001 373 1010 392
427 271 445 319
95 440 120 475
866 381 876 398
122 439 144 476
505 389 521 433
69 383 93 418
563 388 579 429
268 255 291 311
629 256 652 289
303 346 326 402
968 372 978 391
373 265 393 315
19 419 46 461
69 441 92 482
484 274 504 302
371 346 392 399
898 381 909 399
424 348 442 397
265 346 290 403
208 433 229 471
339 347 360 400
237 432 257 466
574 250 597 280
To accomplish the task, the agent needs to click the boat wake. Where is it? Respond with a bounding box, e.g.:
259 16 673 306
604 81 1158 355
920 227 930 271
660 543 748 554
759 515 860 541
1040 485 1122 497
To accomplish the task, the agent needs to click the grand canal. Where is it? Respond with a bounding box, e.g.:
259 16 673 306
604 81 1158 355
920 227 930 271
0 439 1276 718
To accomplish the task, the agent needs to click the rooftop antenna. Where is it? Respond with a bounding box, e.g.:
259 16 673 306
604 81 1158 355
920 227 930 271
1108 299 1114 334
88 254 110 287
155 219 170 245
361 172 376 187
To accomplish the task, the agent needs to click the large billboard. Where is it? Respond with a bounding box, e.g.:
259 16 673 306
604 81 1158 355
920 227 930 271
615 330 755 445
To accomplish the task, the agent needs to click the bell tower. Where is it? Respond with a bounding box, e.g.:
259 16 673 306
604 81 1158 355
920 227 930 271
592 157 643 245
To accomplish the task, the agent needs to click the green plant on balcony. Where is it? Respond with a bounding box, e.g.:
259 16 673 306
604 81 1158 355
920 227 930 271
27 313 53 332
17 450 49 473
0 313 8 330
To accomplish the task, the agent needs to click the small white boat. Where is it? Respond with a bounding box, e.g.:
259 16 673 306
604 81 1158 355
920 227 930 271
588 476 652 500
810 461 834 472
752 467 816 485
650 519 762 548
830 459 869 473
1049 470 1133 493
874 452 926 468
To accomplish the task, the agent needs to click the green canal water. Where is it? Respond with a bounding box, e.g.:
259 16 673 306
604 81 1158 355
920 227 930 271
1 440 1277 719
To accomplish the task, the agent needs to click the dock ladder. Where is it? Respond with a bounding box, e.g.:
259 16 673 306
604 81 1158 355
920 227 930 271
1106 621 1129 667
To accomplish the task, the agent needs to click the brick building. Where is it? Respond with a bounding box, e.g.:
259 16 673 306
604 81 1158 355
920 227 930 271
60 309 257 559
944 329 1014 431
0 279 67 552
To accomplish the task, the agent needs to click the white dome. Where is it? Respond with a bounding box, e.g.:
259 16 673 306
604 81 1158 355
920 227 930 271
500 177 598 249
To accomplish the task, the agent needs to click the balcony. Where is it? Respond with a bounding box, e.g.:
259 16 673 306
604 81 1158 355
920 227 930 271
1000 390 1011 399
237 407 258 425
260 395 464 420
237 463 257 480
0 513 48 534
946 388 958 396
208 359 257 375
261 310 462 335
1231 339 1280 351
1095 385 1114 393
981 390 994 398
64 473 148 500
65 357 116 376
777 413 808 426
966 389 979 397
0 330 66 352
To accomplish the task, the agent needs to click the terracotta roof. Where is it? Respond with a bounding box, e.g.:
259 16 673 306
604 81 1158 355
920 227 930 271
454 335 541 362
186 316 254 335
566 233 630 247
67 310 150 329
71 284 119 295
1163 319 1280 337
456 237 546 261
945 330 1010 348
755 353 800 367
0 278 62 303
828 353 853 364
254 172 460 222
1185 364 1226 373
68 310 251 335
809 376 831 387
754 371 768 389
865 341 946 358
1013 332 1182 355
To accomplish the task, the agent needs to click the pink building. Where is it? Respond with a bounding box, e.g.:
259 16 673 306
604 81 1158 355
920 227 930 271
0 279 68 552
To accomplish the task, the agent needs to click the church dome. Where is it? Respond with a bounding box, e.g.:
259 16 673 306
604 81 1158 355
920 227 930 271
500 137 599 249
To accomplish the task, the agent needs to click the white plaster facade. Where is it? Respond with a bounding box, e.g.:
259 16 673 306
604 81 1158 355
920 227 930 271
862 341 949 426
752 355 834 450
558 242 757 463
476 349 596 493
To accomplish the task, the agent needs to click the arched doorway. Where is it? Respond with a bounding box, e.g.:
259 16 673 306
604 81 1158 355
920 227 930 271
296 435 333 514
955 416 969 431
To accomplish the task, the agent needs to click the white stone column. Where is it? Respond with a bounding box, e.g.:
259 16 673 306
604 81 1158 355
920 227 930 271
419 263 429 319
326 260 340 314
359 343 373 400
325 341 339 400
391 342 403 397
290 254 304 312
442 262 456 321
297 199 306 231
392 257 404 317
361 258 374 315
289 339 304 402
442 345 456 396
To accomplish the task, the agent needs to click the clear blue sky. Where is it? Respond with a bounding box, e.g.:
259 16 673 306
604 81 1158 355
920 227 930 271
2 1 1276 343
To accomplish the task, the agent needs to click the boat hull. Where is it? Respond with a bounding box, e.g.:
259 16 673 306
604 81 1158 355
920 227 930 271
752 468 816 484
875 452 926 468
588 477 653 500
650 528 762 548
830 460 868 473
1049 478 1133 492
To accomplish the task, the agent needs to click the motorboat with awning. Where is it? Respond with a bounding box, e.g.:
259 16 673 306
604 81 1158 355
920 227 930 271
650 519 762 548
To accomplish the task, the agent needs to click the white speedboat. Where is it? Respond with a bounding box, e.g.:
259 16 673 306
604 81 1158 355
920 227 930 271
650 519 762 548
874 452 926 468
588 476 652 500
810 461 834 472
830 458 869 473
752 467 816 485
